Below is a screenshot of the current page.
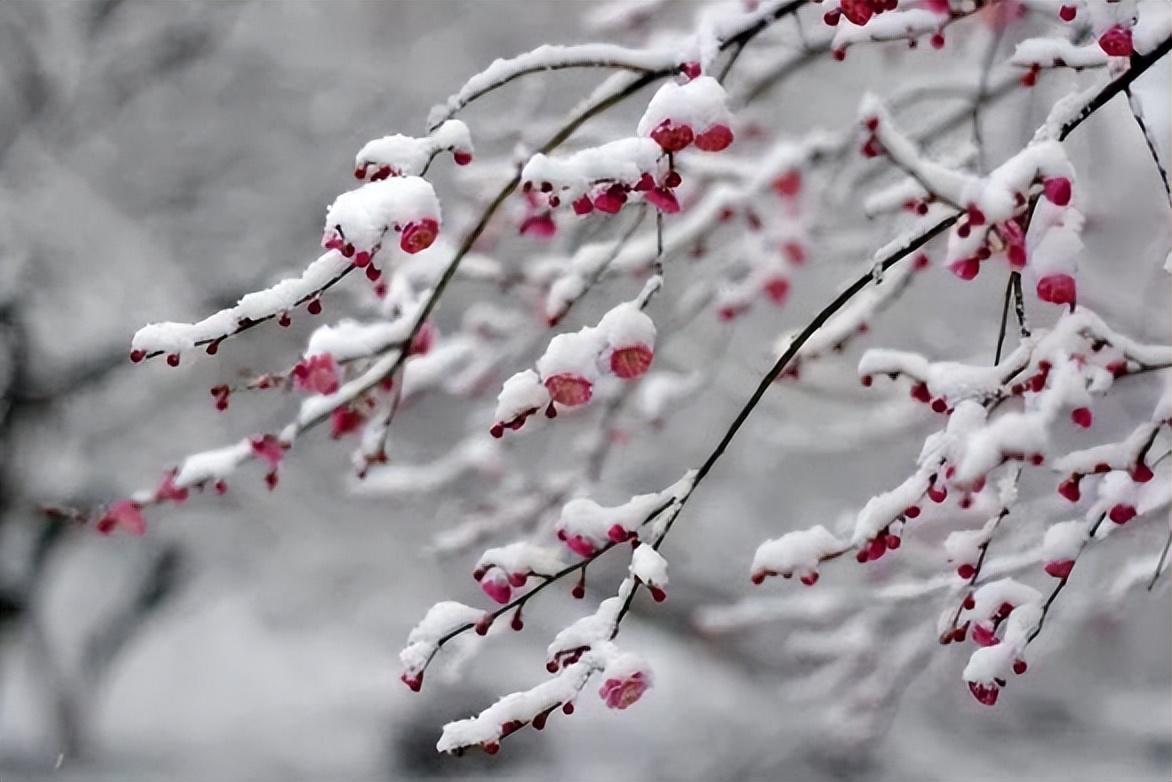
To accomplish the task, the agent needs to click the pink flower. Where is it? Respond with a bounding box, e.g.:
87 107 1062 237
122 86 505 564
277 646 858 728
949 257 981 280
293 354 339 395
1043 177 1072 206
599 671 651 710
1098 25 1133 57
593 184 628 214
772 169 802 198
1070 407 1093 429
694 124 734 152
643 187 680 214
520 213 557 238
763 276 790 304
1036 273 1076 306
400 218 439 254
544 374 593 406
650 120 693 152
1044 559 1074 579
96 499 146 536
330 406 365 439
155 469 189 503
1108 503 1136 525
968 680 1000 706
249 433 285 471
565 534 597 558
610 344 654 379
479 569 512 604
971 622 999 647
839 0 874 26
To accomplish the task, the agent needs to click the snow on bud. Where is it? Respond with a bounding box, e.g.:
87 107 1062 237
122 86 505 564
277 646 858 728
353 120 472 180
637 76 733 155
1041 520 1085 578
400 601 484 690
630 545 668 601
479 568 513 604
324 177 441 262
492 370 550 436
597 303 656 381
751 525 842 584
522 138 664 211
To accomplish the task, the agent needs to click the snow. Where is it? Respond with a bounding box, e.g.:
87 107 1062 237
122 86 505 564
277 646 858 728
475 541 565 580
1053 422 1160 475
636 75 731 137
547 594 627 662
596 302 656 349
832 9 947 49
962 578 1043 624
494 370 550 425
522 137 665 200
751 525 845 581
557 490 672 548
1011 38 1109 70
537 330 606 381
954 412 1049 485
170 441 253 488
436 649 610 752
635 370 705 422
1133 0 1172 54
944 527 990 568
354 120 472 178
853 471 932 543
305 317 417 362
323 176 441 255
1042 520 1088 563
963 603 1042 685
131 251 352 356
630 545 668 588
400 601 484 675
428 43 679 129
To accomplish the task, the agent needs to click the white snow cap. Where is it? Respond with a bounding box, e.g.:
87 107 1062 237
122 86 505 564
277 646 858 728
494 370 550 424
354 120 472 178
637 75 731 136
596 302 656 349
751 525 844 580
630 545 668 589
324 176 441 253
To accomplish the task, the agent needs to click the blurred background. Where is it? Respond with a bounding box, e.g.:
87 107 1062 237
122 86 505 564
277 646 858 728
0 1 1168 780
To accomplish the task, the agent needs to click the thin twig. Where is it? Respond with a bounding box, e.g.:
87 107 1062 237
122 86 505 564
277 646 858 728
1124 86 1172 208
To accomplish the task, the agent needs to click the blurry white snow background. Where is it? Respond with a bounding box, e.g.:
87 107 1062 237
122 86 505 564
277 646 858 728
0 2 1168 781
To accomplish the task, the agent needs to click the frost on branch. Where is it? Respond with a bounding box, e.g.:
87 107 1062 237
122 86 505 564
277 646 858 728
321 176 442 265
555 488 673 556
751 525 844 586
492 299 656 436
858 93 1081 297
399 601 485 692
629 544 669 601
436 641 651 755
522 138 680 216
354 120 473 180
131 251 353 362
